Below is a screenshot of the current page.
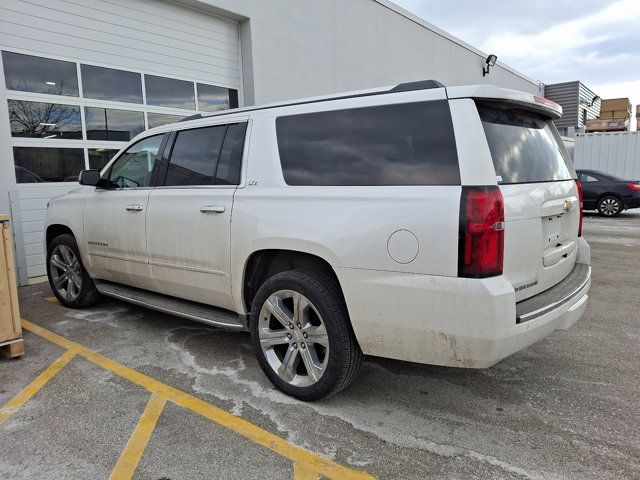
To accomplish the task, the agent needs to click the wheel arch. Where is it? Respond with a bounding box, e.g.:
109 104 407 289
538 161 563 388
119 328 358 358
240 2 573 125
597 193 625 209
46 224 76 250
241 249 344 315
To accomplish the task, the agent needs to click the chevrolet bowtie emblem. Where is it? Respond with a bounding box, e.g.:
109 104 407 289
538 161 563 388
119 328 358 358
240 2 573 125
564 200 574 211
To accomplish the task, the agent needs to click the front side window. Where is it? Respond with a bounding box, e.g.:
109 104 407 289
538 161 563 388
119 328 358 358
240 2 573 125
108 135 163 188
164 126 227 186
2 51 78 96
8 100 82 139
276 101 460 186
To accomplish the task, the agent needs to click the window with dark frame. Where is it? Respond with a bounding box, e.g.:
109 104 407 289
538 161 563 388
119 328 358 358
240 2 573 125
276 101 460 186
81 64 143 103
2 51 79 96
2 49 240 183
164 126 227 186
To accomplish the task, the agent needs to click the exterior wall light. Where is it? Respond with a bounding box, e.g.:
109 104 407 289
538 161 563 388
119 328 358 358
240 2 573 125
483 54 498 77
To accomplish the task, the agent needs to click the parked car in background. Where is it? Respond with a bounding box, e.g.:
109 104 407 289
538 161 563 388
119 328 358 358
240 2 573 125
45 81 591 401
576 169 640 216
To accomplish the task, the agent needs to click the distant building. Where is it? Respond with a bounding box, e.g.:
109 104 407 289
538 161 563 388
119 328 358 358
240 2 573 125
544 81 601 136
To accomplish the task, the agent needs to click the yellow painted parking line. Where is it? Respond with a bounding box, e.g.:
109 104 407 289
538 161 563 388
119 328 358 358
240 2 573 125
45 296 59 303
294 463 320 480
108 394 166 480
21 319 375 480
0 348 77 426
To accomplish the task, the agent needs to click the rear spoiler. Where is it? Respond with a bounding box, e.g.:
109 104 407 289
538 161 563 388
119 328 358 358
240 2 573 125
446 85 562 119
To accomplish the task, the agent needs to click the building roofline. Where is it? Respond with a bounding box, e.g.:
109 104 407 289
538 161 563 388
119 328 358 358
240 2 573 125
372 0 541 88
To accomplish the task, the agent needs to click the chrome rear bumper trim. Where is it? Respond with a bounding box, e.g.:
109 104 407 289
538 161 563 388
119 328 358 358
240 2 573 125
516 263 591 324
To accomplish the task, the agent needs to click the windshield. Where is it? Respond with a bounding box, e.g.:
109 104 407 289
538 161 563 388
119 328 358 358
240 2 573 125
478 103 575 185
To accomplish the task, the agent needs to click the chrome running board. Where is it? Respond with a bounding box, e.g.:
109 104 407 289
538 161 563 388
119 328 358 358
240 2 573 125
94 280 247 331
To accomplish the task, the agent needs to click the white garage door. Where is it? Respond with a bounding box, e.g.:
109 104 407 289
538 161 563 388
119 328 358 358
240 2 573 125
0 0 241 281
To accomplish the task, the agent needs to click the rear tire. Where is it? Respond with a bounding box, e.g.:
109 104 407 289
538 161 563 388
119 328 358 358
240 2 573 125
597 196 623 217
249 269 362 401
47 234 101 308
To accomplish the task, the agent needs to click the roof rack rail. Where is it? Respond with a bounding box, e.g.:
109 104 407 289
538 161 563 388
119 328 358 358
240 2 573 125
179 113 203 122
389 80 445 92
170 79 446 125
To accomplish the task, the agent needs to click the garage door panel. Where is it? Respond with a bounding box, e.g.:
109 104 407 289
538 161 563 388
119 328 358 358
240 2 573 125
1 0 240 88
0 21 240 84
4 0 240 63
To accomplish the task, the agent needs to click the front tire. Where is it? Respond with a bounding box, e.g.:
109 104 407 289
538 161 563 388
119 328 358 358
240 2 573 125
597 196 623 217
250 270 362 401
47 233 101 308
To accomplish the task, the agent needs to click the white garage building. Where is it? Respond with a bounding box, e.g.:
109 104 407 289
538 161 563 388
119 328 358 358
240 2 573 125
0 0 542 285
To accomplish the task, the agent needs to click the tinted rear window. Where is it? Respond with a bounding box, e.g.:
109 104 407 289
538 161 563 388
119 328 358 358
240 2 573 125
478 104 575 184
276 101 460 186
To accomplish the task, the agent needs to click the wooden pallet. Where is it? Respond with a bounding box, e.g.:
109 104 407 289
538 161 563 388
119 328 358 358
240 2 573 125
0 338 24 358
0 214 23 358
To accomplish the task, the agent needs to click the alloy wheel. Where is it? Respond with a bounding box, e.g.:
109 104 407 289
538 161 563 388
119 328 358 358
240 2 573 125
49 245 82 302
258 290 330 387
600 198 620 216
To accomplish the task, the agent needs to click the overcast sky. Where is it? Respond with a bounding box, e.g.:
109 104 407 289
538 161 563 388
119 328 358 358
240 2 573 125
393 0 640 129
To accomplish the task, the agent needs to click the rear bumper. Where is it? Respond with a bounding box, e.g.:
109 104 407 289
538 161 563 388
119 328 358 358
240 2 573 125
336 241 591 368
624 197 640 209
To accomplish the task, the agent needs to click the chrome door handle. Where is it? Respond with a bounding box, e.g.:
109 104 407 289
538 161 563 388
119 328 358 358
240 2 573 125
200 205 225 214
125 204 144 212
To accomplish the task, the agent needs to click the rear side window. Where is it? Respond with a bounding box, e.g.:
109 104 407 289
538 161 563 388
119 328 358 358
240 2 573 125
164 126 226 186
276 101 460 186
215 122 247 185
478 104 575 184
163 123 247 186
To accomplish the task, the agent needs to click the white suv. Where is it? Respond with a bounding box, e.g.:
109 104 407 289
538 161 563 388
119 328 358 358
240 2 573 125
45 80 591 401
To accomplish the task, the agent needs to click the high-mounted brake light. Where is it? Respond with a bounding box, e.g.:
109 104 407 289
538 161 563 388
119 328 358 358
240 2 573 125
458 186 504 278
627 183 640 191
533 95 561 112
576 180 583 237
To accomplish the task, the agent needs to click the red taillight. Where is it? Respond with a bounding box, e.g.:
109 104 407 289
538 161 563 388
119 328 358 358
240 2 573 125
458 186 504 278
627 183 640 191
576 180 583 237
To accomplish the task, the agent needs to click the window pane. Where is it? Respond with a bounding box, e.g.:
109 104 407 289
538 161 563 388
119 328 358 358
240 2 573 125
165 126 226 186
215 122 246 185
147 112 186 129
581 174 599 183
88 148 119 170
109 134 163 188
197 84 238 112
85 107 145 141
276 101 460 186
8 100 82 139
13 147 84 183
2 51 78 96
81 64 142 103
145 75 195 109
478 104 574 184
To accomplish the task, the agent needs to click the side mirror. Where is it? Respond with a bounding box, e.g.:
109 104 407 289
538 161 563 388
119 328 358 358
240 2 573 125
78 169 102 186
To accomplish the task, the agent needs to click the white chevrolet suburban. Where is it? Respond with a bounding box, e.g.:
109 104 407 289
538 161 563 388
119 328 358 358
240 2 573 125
45 80 591 401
